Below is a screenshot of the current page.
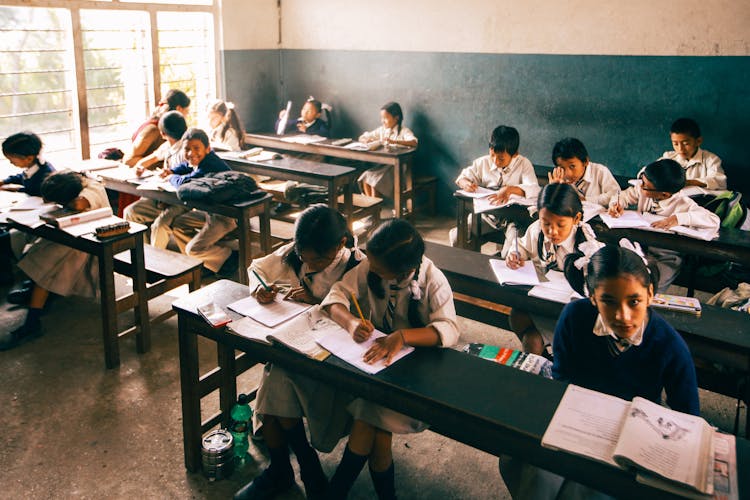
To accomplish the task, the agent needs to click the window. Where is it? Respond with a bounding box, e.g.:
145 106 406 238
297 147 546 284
0 1 216 170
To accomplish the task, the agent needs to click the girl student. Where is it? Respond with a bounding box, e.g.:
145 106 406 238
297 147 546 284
206 99 245 151
0 171 110 351
234 205 364 500
358 102 418 198
320 218 459 499
499 243 699 500
506 183 603 357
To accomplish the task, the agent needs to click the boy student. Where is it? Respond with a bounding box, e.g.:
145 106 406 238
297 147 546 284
450 125 540 247
660 117 726 190
169 128 239 277
609 158 720 292
123 111 188 249
548 137 620 207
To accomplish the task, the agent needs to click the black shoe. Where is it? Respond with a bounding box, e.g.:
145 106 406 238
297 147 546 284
271 202 292 216
216 251 239 279
7 285 32 305
0 321 42 351
233 466 294 500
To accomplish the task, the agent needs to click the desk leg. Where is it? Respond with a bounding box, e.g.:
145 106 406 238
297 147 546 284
259 205 272 256
456 199 469 249
131 232 151 353
471 211 482 252
238 209 251 286
393 159 402 219
217 343 238 429
403 159 413 217
337 180 354 228
178 315 202 472
98 245 119 369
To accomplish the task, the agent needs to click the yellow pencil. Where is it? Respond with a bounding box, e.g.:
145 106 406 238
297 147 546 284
351 292 366 323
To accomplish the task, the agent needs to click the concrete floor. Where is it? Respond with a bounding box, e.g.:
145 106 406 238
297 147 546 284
0 213 743 499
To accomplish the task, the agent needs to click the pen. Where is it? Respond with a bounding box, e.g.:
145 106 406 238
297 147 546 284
252 270 271 291
351 292 366 324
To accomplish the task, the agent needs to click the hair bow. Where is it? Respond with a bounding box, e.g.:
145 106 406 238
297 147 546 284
619 238 650 270
225 101 235 110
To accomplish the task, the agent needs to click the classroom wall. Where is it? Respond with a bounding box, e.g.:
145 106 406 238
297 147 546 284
221 1 750 211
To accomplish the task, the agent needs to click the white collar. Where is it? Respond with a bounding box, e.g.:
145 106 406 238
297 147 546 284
592 313 645 351
24 163 40 179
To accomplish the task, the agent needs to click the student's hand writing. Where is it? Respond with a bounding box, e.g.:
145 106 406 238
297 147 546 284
284 286 317 304
457 179 477 192
363 331 405 365
159 168 172 179
135 165 146 177
651 215 678 229
505 251 524 270
548 167 566 184
608 202 623 217
0 184 21 192
255 285 279 304
348 317 374 343
488 187 511 205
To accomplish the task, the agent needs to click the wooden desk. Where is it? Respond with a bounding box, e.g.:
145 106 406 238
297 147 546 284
97 169 273 286
7 208 149 369
219 153 358 225
172 280 749 498
454 193 534 251
243 133 417 217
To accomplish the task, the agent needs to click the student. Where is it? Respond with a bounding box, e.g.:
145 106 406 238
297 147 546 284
321 218 459 499
609 159 720 291
660 117 726 190
506 183 603 356
450 125 540 248
0 171 110 351
234 205 363 500
207 99 245 151
276 97 330 137
123 111 188 248
358 102 419 198
500 244 699 499
548 137 620 207
169 128 238 277
1 132 56 196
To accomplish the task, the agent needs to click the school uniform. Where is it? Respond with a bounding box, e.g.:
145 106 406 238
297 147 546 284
252 243 364 452
2 160 55 197
276 117 330 138
209 126 240 152
123 140 186 248
321 255 459 434
357 125 418 196
661 148 726 190
18 179 110 298
573 161 620 207
514 221 603 345
170 151 237 272
612 186 720 291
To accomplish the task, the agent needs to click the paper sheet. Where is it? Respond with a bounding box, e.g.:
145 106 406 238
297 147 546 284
599 210 652 229
456 186 495 198
473 194 535 214
280 134 327 145
489 258 540 286
316 327 414 374
227 294 312 328
527 270 582 303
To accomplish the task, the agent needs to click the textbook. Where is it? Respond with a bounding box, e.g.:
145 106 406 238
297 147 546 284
40 206 113 228
527 270 582 304
600 211 718 241
461 343 552 378
316 325 414 375
542 384 716 497
489 258 540 286
650 293 702 316
344 140 382 151
473 193 535 214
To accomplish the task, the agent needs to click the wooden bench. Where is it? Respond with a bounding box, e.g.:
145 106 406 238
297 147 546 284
114 245 202 325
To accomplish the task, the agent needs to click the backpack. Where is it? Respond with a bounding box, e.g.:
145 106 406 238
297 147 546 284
696 191 748 229
177 171 266 204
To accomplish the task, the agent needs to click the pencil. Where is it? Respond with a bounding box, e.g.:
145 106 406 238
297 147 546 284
351 292 366 323
252 270 271 291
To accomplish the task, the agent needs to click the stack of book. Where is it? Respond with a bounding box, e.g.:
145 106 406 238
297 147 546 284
461 343 552 378
650 293 702 316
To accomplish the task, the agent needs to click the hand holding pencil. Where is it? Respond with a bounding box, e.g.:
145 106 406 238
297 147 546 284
350 292 374 343
252 270 278 304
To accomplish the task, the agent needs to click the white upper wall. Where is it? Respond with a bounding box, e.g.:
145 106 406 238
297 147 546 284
222 0 749 55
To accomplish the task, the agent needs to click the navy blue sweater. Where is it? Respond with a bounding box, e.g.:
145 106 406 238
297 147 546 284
169 150 229 188
552 299 699 415
3 161 55 196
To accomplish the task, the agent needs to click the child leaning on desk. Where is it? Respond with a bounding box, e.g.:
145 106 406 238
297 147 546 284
0 171 110 351
320 218 459 500
123 111 188 249
608 158 720 292
506 183 603 357
660 117 726 190
499 244 699 500
449 125 540 248
233 205 364 500
276 96 331 137
357 101 419 198
547 137 620 207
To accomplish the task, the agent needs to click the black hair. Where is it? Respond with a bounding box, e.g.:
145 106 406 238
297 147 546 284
284 204 351 275
305 97 322 113
381 101 404 134
164 89 191 111
670 117 701 138
489 125 520 155
2 131 43 158
366 219 425 329
159 111 188 141
568 244 659 298
208 99 245 149
181 127 210 147
537 182 583 218
643 158 685 194
41 170 85 206
552 137 588 164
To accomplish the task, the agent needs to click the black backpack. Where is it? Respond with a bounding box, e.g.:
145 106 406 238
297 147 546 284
177 171 266 204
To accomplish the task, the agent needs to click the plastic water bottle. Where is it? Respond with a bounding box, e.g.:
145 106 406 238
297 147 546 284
229 393 253 462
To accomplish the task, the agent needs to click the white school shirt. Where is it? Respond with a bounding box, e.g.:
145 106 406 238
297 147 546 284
154 140 185 170
248 242 362 301
515 221 602 269
455 154 541 199
575 161 621 207
210 127 241 152
358 125 418 145
660 148 726 190
612 186 720 230
320 255 459 348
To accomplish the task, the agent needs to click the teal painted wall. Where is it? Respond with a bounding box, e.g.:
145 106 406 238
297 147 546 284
224 49 750 211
